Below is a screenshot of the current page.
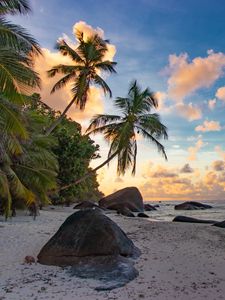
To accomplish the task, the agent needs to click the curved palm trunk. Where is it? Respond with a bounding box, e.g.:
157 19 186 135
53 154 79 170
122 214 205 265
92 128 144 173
45 98 76 136
60 150 119 191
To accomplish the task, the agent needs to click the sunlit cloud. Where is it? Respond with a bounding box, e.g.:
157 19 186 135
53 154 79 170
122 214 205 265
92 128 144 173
195 120 221 132
34 21 116 125
167 50 225 101
180 163 194 173
212 160 225 172
216 86 225 101
176 103 202 121
188 138 204 161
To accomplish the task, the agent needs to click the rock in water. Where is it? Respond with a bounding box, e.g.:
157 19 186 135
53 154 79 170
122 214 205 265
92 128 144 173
173 216 216 224
38 209 140 266
144 204 157 211
99 187 144 212
174 201 212 210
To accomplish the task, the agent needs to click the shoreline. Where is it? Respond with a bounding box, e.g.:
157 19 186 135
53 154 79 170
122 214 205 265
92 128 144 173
1 208 225 299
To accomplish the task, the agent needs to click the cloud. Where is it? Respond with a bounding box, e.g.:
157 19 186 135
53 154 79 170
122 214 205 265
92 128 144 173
114 177 124 183
176 103 202 121
188 138 204 161
34 21 116 125
212 160 225 172
180 163 194 173
152 166 177 178
208 98 216 110
166 50 225 101
216 86 225 101
195 120 221 132
215 146 225 160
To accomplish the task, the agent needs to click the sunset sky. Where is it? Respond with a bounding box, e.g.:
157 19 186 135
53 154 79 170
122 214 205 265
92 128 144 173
12 0 225 200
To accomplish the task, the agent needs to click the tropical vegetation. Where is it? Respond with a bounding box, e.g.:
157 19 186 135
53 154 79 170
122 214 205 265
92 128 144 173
45 31 117 135
60 80 168 191
0 0 168 218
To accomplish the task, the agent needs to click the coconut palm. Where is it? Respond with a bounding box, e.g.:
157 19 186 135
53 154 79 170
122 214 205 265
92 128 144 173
60 80 168 190
46 31 117 135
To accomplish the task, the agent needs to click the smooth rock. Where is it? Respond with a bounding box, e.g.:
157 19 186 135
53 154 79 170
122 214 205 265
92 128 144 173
73 201 99 210
99 187 144 212
173 216 216 224
213 220 225 228
144 204 157 211
174 201 212 210
38 209 140 266
137 213 149 218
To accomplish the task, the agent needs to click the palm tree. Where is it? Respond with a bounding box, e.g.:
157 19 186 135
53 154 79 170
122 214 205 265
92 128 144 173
45 31 117 135
60 80 168 191
0 0 41 100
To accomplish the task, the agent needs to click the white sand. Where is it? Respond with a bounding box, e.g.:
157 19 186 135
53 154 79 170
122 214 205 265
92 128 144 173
1 207 225 300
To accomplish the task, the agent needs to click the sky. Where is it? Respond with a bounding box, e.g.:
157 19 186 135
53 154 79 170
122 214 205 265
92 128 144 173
12 0 225 200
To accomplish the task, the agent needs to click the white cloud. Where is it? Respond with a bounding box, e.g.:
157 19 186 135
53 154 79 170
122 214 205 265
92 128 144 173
216 86 225 101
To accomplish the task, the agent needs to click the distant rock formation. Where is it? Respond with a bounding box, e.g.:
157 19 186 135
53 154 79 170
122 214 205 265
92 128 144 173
173 215 216 224
144 204 157 211
99 187 144 214
174 201 212 210
37 209 140 290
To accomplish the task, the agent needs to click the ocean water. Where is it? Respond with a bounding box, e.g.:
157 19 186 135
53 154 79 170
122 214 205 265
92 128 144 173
144 200 225 222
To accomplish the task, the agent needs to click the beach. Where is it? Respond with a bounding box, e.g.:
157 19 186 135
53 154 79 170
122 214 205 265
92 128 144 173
1 207 225 300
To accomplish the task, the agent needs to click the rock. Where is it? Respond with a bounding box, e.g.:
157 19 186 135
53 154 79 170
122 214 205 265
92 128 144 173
174 201 212 210
69 255 138 291
137 213 149 218
99 187 144 212
73 201 99 210
173 216 216 224
38 209 140 266
117 207 135 217
144 204 157 211
24 256 36 264
213 220 225 228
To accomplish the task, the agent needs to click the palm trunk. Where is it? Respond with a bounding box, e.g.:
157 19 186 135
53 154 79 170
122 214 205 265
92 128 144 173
60 150 119 191
45 98 76 136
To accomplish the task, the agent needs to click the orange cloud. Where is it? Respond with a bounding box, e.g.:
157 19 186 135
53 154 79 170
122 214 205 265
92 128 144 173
34 21 116 125
188 138 204 161
176 103 202 121
212 160 225 172
195 120 221 132
216 86 225 101
167 50 225 101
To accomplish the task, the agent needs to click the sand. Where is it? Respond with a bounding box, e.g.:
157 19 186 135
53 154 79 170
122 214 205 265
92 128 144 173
1 207 225 300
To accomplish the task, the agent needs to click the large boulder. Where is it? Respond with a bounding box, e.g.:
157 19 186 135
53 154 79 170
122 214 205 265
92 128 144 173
38 209 140 266
173 216 216 224
73 201 99 210
99 187 144 212
174 201 212 210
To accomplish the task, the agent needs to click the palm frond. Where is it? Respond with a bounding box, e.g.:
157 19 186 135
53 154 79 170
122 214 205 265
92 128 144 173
136 125 167 160
0 0 30 15
56 39 83 63
95 61 117 73
86 114 121 133
93 74 112 97
0 18 41 54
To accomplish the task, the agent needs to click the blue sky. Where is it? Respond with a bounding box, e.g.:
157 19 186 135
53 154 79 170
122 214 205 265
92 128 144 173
12 0 225 200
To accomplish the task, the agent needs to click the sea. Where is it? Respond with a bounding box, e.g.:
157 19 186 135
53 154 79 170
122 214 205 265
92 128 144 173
144 200 225 222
